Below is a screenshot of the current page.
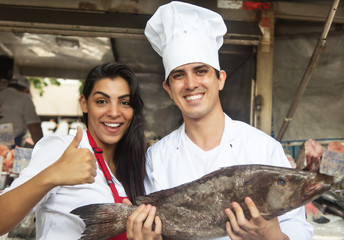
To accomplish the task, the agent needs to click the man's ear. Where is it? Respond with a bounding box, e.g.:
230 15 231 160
218 70 227 91
80 95 88 113
163 81 173 99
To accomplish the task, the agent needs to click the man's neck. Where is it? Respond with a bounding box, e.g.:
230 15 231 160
184 110 225 151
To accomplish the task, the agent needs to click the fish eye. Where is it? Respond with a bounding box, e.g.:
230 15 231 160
277 178 287 187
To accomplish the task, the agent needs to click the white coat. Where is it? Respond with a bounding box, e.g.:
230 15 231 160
145 114 313 240
2 130 126 240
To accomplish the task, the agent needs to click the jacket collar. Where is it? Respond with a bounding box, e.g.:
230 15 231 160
174 113 238 149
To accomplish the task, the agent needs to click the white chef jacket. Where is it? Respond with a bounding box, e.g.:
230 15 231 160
2 130 127 240
145 114 313 240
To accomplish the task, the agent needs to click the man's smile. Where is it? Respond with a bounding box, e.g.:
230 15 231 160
185 93 203 101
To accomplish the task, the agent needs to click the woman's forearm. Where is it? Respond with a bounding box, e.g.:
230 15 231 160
0 168 56 235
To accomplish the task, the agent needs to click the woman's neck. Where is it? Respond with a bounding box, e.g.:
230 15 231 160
89 130 116 174
100 144 116 174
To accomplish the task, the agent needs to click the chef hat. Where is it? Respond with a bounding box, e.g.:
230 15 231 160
145 1 227 80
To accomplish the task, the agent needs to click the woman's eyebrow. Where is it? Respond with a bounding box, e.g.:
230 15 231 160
93 91 110 98
118 94 130 100
93 91 130 100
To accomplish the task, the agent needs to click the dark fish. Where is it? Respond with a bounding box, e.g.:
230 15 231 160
313 190 344 219
7 213 36 240
305 202 330 224
71 164 333 240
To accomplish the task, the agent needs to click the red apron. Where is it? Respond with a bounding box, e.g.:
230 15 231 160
87 130 128 240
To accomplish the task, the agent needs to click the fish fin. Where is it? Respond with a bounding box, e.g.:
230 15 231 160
71 203 136 240
136 193 166 205
137 186 183 205
312 215 330 224
305 202 330 224
322 190 344 209
136 167 235 205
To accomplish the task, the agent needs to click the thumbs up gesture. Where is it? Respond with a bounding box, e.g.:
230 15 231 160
47 126 97 187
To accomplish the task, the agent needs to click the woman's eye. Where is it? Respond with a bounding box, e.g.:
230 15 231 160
96 99 106 104
120 98 131 107
277 178 286 186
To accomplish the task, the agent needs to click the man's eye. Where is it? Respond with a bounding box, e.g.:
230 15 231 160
196 69 207 75
172 73 183 79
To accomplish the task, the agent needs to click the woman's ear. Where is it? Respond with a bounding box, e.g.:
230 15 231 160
80 95 88 113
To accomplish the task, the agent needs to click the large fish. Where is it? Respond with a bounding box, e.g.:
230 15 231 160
71 164 333 240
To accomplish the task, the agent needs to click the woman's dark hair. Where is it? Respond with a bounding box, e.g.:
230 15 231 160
82 62 146 203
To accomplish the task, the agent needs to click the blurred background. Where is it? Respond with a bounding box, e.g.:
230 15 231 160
0 0 343 145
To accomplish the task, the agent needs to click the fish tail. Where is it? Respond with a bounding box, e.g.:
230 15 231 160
71 203 137 240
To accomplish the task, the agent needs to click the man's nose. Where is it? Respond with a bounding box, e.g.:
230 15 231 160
184 75 198 90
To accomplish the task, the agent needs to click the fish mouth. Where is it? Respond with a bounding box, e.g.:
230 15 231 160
302 173 334 202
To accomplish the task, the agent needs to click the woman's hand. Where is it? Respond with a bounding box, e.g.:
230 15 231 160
126 204 162 240
46 126 97 187
225 197 290 240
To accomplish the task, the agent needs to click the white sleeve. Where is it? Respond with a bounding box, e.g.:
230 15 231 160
144 146 159 194
269 140 292 168
1 134 70 208
279 207 313 240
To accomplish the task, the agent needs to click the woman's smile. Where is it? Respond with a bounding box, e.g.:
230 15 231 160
103 122 121 128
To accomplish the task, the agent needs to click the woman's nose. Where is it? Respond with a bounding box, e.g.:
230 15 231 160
107 104 120 117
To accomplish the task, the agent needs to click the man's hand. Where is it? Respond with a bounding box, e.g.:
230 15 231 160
225 197 290 240
126 204 162 240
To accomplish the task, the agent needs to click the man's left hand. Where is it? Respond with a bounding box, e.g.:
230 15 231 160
225 197 290 240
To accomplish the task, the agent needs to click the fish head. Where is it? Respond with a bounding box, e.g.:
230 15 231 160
261 166 333 218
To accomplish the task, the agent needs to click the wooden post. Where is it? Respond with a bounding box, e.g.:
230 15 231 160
255 11 274 135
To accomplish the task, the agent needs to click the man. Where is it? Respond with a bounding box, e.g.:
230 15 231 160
126 2 313 240
0 76 43 147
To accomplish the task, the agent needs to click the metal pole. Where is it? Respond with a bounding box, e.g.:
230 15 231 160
276 0 341 141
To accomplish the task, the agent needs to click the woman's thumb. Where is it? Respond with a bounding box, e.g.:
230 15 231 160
69 126 83 148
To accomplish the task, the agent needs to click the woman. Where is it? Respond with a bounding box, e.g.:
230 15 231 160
0 62 161 239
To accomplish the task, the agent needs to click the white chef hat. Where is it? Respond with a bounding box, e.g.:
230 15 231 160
145 1 227 80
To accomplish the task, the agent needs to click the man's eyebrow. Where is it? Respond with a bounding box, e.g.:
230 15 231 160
170 69 185 75
193 64 209 70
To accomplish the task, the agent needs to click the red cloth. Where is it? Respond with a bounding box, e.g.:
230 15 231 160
87 130 129 240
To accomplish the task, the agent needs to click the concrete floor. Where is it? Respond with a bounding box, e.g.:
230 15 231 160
308 214 344 240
